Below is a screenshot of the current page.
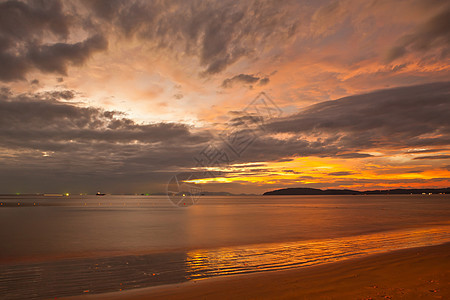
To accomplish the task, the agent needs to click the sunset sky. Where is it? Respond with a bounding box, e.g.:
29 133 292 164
0 0 449 194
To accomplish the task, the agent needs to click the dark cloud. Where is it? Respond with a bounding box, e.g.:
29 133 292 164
27 35 107 75
207 82 449 166
0 0 107 81
222 74 260 88
173 93 183 100
386 4 450 62
82 0 299 75
266 82 450 153
0 0 69 40
328 171 353 176
1 82 448 193
336 153 374 158
4 83 445 187
84 0 124 20
258 77 270 86
413 155 450 160
0 89 212 193
0 90 209 146
229 114 263 127
47 90 76 100
222 74 271 88
0 48 29 81
1 1 298 80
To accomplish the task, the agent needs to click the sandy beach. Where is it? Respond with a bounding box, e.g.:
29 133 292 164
65 242 450 300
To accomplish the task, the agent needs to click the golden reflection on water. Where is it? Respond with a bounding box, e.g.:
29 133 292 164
185 225 450 279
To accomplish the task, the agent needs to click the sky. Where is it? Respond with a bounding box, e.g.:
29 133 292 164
0 0 449 194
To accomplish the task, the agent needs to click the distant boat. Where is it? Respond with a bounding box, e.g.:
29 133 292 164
96 192 106 196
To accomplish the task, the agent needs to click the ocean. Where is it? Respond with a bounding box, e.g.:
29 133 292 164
1 194 450 299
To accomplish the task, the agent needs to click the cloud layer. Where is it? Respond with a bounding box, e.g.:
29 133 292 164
0 0 108 81
266 82 450 153
387 3 450 62
0 88 212 192
0 0 449 193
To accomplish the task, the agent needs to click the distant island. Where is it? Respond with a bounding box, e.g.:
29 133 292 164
263 187 450 195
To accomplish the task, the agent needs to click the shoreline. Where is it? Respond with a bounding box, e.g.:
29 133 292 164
65 242 450 299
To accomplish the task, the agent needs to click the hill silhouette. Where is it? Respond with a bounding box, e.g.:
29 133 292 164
263 187 450 195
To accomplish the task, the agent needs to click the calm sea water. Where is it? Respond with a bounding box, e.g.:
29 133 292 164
1 194 450 299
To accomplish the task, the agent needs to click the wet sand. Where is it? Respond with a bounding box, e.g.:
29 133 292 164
67 242 450 300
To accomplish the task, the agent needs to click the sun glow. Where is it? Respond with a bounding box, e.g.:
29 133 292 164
190 156 450 190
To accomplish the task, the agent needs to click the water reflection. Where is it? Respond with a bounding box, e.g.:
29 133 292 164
185 225 450 278
2 225 450 299
2 195 450 299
